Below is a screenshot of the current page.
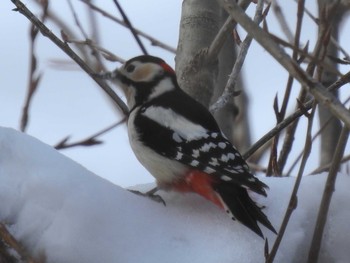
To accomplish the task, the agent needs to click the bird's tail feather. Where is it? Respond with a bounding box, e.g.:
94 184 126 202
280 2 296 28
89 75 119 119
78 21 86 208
215 184 277 238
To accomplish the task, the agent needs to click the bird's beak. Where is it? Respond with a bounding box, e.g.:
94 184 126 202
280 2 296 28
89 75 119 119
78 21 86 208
93 68 122 80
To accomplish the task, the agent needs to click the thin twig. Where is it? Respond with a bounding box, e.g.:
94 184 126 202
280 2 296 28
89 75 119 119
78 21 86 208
78 0 176 54
266 95 281 176
267 0 306 176
32 0 95 66
206 0 252 63
266 103 317 263
217 0 350 129
307 121 349 263
268 33 342 76
243 70 350 159
286 116 333 176
286 89 350 175
308 154 350 175
67 0 88 39
210 0 267 113
65 38 125 63
55 118 126 150
20 1 48 132
0 222 43 263
66 0 105 72
277 6 333 174
11 0 129 116
112 0 147 55
292 0 350 61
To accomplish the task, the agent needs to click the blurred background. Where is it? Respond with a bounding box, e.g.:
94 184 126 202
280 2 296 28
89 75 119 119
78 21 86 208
1 0 350 187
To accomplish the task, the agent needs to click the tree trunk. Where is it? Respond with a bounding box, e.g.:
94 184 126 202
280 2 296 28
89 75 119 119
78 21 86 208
176 0 251 149
175 0 220 107
317 0 347 165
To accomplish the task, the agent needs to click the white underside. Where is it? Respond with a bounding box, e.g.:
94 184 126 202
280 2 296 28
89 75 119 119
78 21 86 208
128 107 187 185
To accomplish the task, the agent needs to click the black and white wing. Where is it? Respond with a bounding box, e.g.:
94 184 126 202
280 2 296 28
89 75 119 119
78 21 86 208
133 89 267 196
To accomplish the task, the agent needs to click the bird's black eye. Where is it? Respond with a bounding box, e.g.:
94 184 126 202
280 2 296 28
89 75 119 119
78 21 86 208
126 64 135 73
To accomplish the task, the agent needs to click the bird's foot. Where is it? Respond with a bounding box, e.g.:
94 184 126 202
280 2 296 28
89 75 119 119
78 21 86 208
128 187 166 206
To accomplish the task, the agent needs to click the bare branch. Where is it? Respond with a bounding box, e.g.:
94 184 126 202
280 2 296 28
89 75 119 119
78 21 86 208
267 0 306 176
67 0 88 39
65 38 125 63
11 0 129 116
307 123 349 263
66 0 105 72
266 103 317 263
206 0 252 63
20 1 48 132
0 222 44 263
112 0 147 55
244 70 350 159
292 0 350 62
217 0 350 129
308 154 350 175
55 118 126 150
78 0 176 54
210 0 266 113
286 115 333 176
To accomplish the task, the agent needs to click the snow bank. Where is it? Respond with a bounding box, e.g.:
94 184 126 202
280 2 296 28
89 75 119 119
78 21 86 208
0 127 349 262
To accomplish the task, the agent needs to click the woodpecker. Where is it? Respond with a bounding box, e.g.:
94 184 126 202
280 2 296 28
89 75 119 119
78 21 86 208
100 55 276 238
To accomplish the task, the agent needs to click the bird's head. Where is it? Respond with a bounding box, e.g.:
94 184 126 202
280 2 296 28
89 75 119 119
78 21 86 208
105 55 177 110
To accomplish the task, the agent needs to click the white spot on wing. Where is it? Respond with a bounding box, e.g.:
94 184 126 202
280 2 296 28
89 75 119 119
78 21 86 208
218 142 226 149
248 177 257 182
221 175 232 181
142 106 209 141
192 149 200 158
224 168 239 174
190 160 200 167
228 153 235 160
204 166 216 174
209 158 219 166
175 152 183 160
200 142 217 152
221 154 229 162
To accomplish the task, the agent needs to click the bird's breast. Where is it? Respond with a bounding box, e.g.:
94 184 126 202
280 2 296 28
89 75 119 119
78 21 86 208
127 108 187 185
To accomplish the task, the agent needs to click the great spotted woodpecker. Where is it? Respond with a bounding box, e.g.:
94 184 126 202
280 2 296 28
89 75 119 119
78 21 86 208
100 55 276 238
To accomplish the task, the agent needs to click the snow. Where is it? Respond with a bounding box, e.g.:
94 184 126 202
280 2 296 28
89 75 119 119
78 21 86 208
0 126 350 263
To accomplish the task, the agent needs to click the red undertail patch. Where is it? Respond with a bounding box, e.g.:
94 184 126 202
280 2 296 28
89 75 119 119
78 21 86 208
172 170 224 209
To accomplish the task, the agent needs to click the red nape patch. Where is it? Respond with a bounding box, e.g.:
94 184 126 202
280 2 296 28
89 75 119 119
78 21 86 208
160 62 175 74
172 171 224 209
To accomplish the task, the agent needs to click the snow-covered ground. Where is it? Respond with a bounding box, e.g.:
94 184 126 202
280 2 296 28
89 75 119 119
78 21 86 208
0 126 349 263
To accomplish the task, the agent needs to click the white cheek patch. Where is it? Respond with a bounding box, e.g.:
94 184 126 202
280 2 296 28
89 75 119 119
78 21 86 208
142 106 209 141
132 63 162 82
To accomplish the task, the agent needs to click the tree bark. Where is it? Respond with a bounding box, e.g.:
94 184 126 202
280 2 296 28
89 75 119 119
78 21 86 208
175 0 220 107
176 0 251 149
317 0 346 165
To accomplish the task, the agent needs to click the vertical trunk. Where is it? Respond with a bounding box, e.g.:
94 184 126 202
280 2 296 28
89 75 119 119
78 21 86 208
176 1 251 149
317 0 345 165
175 0 220 107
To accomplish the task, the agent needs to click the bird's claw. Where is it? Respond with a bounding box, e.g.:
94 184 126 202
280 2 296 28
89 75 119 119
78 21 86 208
128 189 166 206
